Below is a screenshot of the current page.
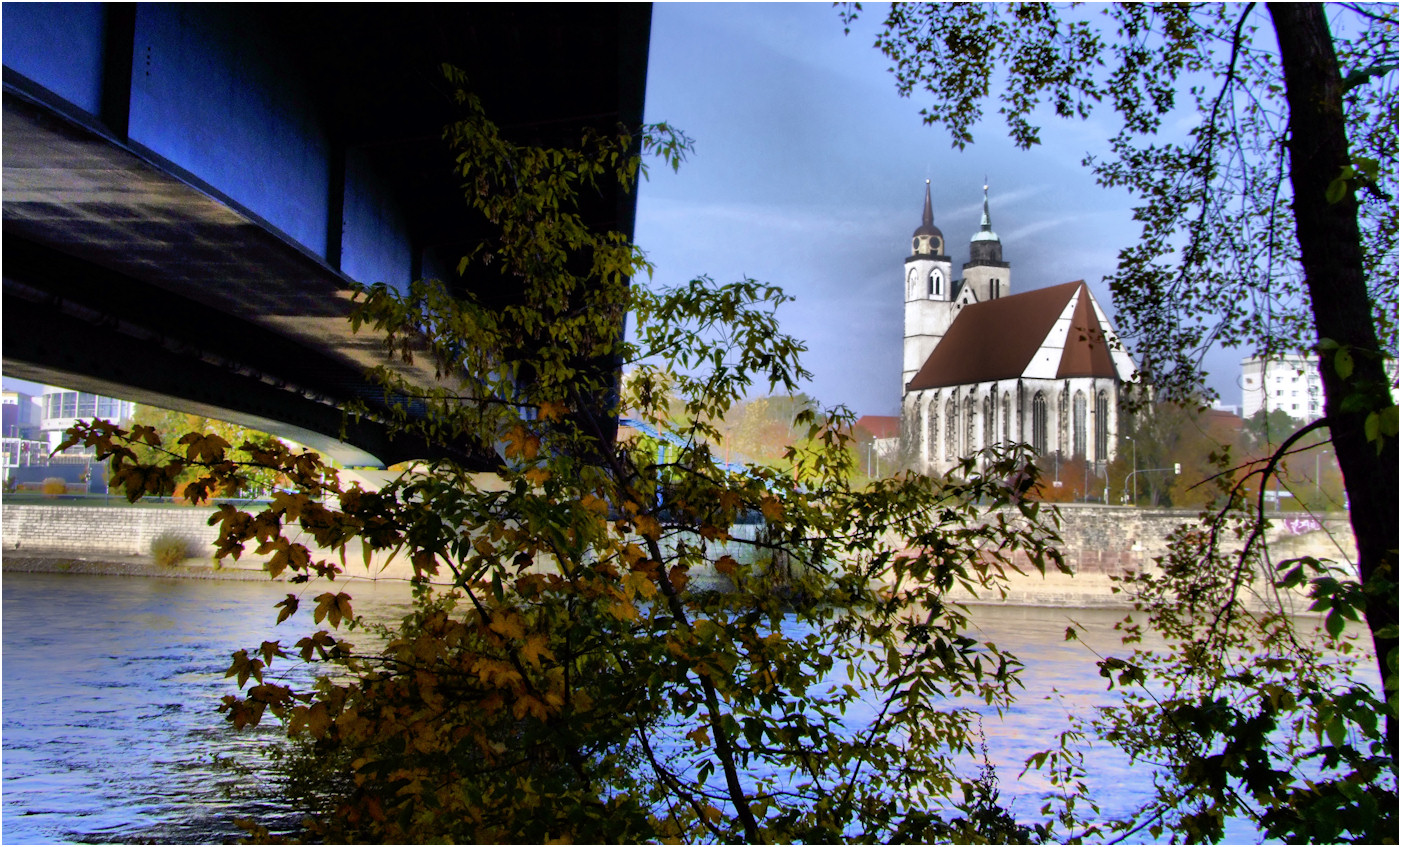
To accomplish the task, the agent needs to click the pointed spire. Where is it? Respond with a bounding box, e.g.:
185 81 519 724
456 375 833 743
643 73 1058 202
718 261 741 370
971 181 1000 243
922 179 934 227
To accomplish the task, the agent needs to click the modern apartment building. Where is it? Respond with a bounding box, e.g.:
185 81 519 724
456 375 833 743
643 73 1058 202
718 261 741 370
1241 354 1324 424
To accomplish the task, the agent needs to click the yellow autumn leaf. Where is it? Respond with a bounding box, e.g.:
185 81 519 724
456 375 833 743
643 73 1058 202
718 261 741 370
607 598 639 622
537 400 569 422
178 431 231 463
512 694 550 721
489 612 526 640
519 633 554 667
523 466 551 486
579 493 608 515
503 424 540 461
685 725 711 748
714 555 739 576
760 496 785 523
624 571 658 600
634 514 662 540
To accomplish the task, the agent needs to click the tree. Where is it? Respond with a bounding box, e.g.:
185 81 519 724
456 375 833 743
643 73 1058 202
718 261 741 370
1243 407 1305 451
844 3 1397 840
62 65 1067 843
116 405 284 501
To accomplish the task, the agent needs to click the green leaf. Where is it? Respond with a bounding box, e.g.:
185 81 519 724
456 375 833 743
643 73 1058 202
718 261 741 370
1325 610 1346 639
1325 715 1347 749
1334 347 1354 380
1325 175 1348 204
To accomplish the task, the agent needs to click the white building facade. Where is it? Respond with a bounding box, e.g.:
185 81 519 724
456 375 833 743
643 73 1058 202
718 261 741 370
1240 354 1325 424
899 182 1137 476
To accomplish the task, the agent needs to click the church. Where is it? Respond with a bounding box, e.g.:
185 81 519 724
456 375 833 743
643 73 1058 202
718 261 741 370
900 181 1137 476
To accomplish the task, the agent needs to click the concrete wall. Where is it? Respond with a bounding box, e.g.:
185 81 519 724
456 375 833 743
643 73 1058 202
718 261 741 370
2 3 413 292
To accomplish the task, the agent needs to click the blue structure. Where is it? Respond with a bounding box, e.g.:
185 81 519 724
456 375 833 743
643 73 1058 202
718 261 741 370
2 4 651 468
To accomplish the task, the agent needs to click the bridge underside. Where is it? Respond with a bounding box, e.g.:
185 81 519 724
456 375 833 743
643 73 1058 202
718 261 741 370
2 5 649 469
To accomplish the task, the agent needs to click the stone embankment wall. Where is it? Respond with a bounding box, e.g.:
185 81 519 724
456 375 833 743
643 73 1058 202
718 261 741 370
2 502 1357 605
3 503 224 557
940 503 1355 607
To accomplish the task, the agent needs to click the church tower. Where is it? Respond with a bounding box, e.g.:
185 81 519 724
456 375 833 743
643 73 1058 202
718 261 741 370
902 180 955 389
960 183 1010 302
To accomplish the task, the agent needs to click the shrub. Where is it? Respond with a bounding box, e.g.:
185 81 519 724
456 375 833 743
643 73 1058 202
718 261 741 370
41 477 67 497
150 532 196 567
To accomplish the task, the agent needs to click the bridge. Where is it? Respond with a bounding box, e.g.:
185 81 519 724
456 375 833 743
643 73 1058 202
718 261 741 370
2 4 651 468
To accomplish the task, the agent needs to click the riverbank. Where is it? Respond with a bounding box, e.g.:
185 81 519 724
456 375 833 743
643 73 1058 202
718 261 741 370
3 501 1355 607
2 552 281 581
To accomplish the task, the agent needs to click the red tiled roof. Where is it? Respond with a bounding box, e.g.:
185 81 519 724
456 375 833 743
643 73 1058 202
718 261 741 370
855 415 900 440
1204 409 1243 432
1055 283 1119 379
906 281 1121 391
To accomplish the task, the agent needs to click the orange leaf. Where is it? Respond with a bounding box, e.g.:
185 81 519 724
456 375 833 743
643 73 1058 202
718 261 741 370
634 514 662 540
537 400 569 422
503 424 540 461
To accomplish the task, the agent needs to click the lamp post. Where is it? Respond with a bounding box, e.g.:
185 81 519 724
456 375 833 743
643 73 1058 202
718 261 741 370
1314 447 1329 499
1122 438 1138 505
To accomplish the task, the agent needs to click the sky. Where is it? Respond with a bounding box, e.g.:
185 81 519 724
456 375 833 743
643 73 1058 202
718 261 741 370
633 2 1241 417
4 4 1245 414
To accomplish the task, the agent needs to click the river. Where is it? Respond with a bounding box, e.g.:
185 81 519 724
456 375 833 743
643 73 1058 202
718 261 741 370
0 570 1373 843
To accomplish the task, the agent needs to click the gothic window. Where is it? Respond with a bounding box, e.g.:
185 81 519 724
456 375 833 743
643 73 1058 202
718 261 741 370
945 398 957 461
1032 392 1048 455
930 270 942 297
1002 393 1011 442
913 402 924 461
1073 391 1087 457
964 395 976 456
1057 391 1068 458
983 395 995 449
992 278 1000 298
1095 390 1110 460
926 400 938 465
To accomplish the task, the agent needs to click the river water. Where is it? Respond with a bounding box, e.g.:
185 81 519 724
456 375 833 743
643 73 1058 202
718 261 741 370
0 570 1374 843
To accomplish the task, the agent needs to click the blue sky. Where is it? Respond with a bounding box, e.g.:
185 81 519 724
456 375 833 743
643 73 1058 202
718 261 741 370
634 2 1240 416
5 4 1243 416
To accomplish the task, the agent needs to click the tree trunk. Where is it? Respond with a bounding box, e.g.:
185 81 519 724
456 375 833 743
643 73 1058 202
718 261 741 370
1269 2 1398 755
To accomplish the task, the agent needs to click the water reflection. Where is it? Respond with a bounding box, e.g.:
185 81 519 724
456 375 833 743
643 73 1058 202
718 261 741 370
0 571 1373 843
2 572 417 844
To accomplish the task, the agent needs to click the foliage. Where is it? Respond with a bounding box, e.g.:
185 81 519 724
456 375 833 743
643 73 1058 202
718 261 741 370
1070 498 1396 843
711 393 820 463
61 66 1070 843
40 476 66 497
150 531 197 567
115 405 285 500
1243 408 1303 451
844 2 1398 841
